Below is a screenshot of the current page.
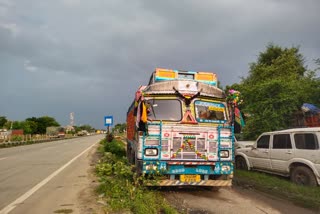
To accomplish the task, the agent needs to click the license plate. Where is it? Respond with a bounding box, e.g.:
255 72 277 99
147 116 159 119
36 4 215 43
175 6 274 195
180 175 201 183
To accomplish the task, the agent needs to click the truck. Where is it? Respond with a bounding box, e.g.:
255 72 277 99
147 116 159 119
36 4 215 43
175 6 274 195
126 68 235 187
46 126 65 138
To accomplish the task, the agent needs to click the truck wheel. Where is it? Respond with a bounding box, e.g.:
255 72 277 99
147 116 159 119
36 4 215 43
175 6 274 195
235 156 248 170
131 151 135 165
291 166 317 186
126 144 131 163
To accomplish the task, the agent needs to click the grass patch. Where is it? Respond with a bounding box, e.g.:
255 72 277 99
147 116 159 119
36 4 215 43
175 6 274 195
234 170 320 210
96 138 177 214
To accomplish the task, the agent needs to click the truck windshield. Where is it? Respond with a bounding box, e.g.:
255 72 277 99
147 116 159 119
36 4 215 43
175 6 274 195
146 99 182 121
194 100 227 123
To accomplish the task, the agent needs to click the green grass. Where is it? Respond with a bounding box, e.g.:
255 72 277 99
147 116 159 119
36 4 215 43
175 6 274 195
97 138 320 212
96 138 178 214
234 170 320 209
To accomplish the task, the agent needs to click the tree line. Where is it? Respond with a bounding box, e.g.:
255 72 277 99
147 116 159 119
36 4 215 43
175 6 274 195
107 44 320 141
227 44 320 140
0 116 96 135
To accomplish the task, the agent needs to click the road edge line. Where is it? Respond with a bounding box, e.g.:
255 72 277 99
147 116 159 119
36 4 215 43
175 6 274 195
0 140 100 214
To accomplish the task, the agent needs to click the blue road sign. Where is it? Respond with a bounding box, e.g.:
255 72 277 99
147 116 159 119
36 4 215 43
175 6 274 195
104 116 113 126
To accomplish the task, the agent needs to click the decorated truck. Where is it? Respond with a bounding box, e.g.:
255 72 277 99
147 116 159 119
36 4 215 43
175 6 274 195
126 68 235 186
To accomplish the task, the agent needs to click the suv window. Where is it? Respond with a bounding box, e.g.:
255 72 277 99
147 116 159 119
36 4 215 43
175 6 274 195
294 133 319 150
257 135 270 148
273 134 292 149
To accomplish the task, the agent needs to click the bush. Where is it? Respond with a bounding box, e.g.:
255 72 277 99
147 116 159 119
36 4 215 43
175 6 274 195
106 133 114 142
11 135 23 142
104 140 126 158
96 139 177 214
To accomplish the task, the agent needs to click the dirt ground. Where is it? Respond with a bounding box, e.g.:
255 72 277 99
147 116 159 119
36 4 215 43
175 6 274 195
77 144 107 214
163 186 319 214
79 145 319 214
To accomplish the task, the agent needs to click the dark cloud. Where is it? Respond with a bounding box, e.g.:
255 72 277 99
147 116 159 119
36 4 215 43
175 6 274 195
0 0 319 128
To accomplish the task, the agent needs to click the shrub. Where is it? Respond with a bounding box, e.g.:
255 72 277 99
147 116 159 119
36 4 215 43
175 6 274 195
96 139 177 213
106 133 114 142
104 140 126 158
11 135 23 142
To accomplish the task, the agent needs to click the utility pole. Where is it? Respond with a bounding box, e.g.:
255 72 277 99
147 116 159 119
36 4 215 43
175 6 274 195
70 112 74 126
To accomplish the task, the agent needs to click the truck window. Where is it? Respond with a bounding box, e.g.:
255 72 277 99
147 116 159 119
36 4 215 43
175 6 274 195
294 133 319 150
257 135 270 149
194 101 226 123
273 134 292 149
146 99 182 121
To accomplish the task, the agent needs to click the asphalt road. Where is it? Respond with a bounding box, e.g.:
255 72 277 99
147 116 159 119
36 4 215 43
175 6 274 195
1 135 318 214
0 135 104 214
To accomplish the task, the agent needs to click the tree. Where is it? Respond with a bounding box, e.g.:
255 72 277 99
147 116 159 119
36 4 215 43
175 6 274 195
3 121 13 130
20 120 38 134
234 44 320 139
112 123 127 134
73 125 95 134
315 58 320 70
34 116 60 134
12 121 23 130
0 116 7 128
79 124 94 132
11 120 38 134
25 117 40 134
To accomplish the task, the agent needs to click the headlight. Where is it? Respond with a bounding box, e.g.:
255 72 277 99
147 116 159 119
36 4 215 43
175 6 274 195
220 150 229 158
145 148 158 156
146 164 157 170
221 165 230 172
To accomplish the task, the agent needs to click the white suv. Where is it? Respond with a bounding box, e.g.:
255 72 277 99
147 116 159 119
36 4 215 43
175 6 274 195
235 127 320 186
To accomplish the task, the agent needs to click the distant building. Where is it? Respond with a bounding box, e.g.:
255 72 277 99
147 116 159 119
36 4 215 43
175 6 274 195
11 129 24 135
0 129 10 141
65 125 75 133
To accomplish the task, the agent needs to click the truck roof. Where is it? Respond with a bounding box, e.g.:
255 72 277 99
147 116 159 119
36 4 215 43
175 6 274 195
262 127 320 135
144 68 224 99
148 68 218 86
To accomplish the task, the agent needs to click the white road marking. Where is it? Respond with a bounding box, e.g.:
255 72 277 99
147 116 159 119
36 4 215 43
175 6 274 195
0 141 98 214
0 157 7 161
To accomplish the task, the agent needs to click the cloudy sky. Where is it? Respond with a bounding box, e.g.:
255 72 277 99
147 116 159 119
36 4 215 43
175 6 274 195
1 0 319 129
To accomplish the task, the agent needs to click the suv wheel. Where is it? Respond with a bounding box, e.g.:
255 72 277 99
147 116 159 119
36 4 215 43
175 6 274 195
235 156 248 170
290 166 317 186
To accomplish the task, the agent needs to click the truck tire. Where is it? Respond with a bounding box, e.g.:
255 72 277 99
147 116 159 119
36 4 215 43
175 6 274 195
126 144 131 163
135 158 143 176
290 166 317 186
235 156 248 170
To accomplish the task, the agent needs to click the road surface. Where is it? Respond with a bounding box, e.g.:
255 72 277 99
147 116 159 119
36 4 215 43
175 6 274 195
1 135 318 214
0 135 104 214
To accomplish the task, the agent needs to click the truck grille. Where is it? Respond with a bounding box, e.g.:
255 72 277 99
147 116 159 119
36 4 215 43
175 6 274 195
171 137 207 160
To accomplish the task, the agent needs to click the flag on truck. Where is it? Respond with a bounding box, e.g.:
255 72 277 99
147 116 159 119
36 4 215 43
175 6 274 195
234 107 245 127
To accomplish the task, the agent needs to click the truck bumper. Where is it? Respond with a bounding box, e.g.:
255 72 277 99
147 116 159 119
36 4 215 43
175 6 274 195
147 179 232 186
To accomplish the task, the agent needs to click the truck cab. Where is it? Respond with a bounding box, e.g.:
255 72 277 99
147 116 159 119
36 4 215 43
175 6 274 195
127 68 235 186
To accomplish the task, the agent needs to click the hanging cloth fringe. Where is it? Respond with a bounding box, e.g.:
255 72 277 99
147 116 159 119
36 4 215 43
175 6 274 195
141 102 148 123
